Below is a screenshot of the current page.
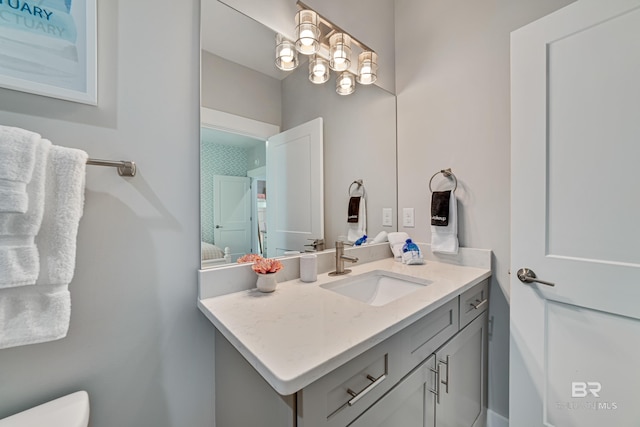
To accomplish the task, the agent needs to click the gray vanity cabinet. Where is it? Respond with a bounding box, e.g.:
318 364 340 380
348 312 488 427
213 279 489 427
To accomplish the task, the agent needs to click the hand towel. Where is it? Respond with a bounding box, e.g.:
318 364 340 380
347 196 366 243
0 144 87 349
0 138 51 288
0 126 42 213
388 231 410 261
347 197 361 223
36 145 88 285
431 190 450 226
431 190 459 254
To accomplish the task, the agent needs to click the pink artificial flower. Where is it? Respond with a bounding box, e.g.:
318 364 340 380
237 253 263 264
252 258 283 274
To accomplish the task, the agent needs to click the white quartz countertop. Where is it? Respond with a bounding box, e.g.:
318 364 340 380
198 257 491 395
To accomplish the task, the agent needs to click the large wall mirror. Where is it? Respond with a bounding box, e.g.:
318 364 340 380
200 0 398 269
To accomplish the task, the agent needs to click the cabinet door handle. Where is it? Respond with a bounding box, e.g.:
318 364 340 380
470 298 488 310
428 367 440 405
347 373 387 406
439 355 450 394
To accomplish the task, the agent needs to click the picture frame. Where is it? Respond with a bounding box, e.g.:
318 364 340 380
0 0 97 105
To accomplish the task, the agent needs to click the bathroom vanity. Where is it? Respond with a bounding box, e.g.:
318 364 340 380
198 246 491 427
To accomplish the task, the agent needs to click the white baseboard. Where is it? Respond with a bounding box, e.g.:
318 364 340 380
487 409 509 427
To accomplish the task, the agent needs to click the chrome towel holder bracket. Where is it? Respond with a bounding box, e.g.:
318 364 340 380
429 168 457 193
86 158 136 177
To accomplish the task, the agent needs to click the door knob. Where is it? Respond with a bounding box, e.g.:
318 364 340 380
215 225 222 229
517 268 555 287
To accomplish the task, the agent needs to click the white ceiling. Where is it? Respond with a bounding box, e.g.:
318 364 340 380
201 0 291 80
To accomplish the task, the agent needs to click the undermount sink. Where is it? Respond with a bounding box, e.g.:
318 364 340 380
320 270 432 306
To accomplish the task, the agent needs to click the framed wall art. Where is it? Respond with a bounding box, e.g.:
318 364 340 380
0 0 97 105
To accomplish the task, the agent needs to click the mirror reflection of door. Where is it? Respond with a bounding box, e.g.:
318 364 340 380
267 118 324 257
213 175 251 261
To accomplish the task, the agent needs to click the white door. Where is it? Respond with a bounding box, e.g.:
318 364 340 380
266 118 323 257
510 1 640 426
213 175 252 259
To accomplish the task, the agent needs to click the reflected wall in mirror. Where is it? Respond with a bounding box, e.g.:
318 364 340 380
200 0 397 269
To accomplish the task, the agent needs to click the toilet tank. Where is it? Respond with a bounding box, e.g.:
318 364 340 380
0 391 89 427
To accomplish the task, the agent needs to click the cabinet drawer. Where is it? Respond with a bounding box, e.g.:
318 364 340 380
459 279 489 329
298 335 402 427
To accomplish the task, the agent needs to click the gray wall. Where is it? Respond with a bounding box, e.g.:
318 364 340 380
0 1 215 426
395 0 575 420
281 64 398 247
201 51 282 126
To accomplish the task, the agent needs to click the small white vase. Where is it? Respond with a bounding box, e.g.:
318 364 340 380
256 273 277 293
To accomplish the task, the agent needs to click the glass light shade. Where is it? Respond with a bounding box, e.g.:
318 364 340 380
275 34 298 71
329 33 352 71
336 71 356 95
356 51 378 85
295 10 320 55
309 55 330 84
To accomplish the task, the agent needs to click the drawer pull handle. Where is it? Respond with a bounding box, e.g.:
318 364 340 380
439 356 450 394
470 298 488 310
347 373 387 406
428 367 440 404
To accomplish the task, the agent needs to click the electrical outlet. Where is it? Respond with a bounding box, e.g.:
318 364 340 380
402 208 415 227
382 208 393 226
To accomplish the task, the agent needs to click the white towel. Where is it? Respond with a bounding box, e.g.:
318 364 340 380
0 145 87 349
36 145 88 285
347 196 367 243
0 138 51 288
388 231 410 261
0 126 42 213
431 190 459 254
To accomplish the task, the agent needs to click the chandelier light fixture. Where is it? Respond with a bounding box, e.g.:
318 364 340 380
309 55 330 84
275 3 378 96
336 71 356 96
275 34 298 71
356 51 378 85
295 10 320 55
329 33 351 72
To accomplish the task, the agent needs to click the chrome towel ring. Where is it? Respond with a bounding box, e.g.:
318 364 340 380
429 168 457 193
348 179 366 197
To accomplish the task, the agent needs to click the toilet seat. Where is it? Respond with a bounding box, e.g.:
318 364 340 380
0 391 89 427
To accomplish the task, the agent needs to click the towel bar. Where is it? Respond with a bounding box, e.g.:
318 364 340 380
429 168 457 193
86 158 136 177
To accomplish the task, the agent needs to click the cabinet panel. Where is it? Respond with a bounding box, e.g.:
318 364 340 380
349 355 437 427
215 331 295 427
435 312 488 427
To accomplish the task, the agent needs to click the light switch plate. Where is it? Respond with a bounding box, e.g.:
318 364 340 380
402 208 415 227
382 208 393 226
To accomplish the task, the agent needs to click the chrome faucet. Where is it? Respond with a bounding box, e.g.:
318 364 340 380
329 241 359 276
